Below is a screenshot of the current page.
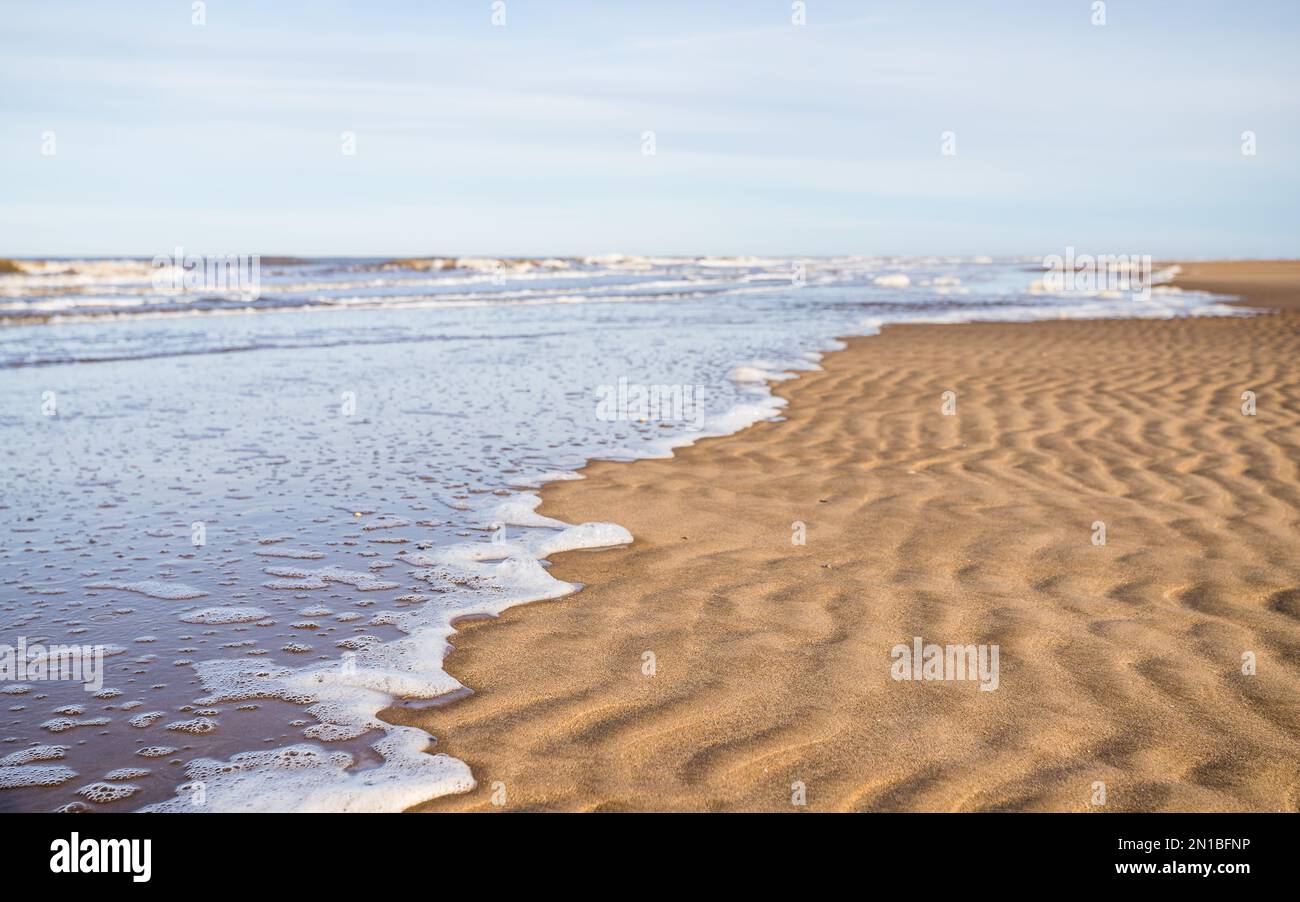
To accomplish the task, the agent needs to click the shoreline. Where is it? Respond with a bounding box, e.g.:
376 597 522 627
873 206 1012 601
391 260 1300 812
1170 260 1300 310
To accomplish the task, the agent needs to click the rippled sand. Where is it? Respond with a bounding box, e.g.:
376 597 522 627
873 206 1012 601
400 261 1300 812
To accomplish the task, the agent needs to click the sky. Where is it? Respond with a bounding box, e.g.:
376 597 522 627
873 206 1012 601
1 0 1298 257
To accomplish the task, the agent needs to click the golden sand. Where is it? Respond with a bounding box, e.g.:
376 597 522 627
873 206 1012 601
388 261 1300 812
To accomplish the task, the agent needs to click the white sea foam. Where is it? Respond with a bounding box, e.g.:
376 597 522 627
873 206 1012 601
77 781 140 803
128 711 167 728
0 763 79 789
140 734 472 813
42 716 111 733
179 606 271 625
873 273 911 288
361 516 410 531
254 547 326 560
135 746 178 758
0 745 69 766
85 580 208 600
104 767 151 780
140 519 632 812
479 494 567 528
261 565 399 591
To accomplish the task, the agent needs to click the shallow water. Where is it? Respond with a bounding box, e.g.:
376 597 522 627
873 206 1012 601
0 256 1240 811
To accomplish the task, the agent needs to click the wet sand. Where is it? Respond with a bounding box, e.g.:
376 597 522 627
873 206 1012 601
391 260 1300 812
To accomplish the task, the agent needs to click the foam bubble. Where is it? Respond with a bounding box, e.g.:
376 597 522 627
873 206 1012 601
0 764 79 789
77 781 140 803
179 606 271 625
254 547 326 560
139 731 472 813
728 362 796 385
263 566 398 592
477 494 567 528
128 711 167 728
154 525 642 810
104 767 151 780
263 575 328 590
135 746 178 758
0 745 69 766
85 580 208 600
361 516 410 531
41 716 111 733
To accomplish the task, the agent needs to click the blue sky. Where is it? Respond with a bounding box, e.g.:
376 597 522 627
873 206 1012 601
2 0 1298 257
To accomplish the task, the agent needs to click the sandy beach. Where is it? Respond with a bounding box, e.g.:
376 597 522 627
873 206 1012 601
395 261 1300 812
